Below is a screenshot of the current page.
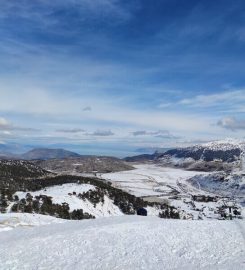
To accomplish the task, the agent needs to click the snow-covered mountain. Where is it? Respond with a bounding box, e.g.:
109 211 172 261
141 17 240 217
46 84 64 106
188 172 245 205
14 183 124 219
157 139 245 171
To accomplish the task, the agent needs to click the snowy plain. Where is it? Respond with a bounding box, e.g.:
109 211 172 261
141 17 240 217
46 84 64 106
101 164 209 197
0 214 244 270
101 164 243 219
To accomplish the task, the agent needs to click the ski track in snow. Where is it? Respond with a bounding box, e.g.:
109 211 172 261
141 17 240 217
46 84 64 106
0 215 244 270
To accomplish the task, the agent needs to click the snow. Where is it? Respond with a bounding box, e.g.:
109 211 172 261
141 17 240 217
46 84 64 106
101 164 244 219
0 213 65 232
201 138 245 151
0 215 244 270
15 183 96 203
188 173 245 203
15 183 123 218
101 164 208 197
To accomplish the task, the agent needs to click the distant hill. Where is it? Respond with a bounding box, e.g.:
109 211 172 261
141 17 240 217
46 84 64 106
0 143 30 156
0 159 48 183
21 148 81 160
124 148 169 163
0 144 18 159
124 153 158 162
134 147 170 154
34 156 134 174
0 153 16 159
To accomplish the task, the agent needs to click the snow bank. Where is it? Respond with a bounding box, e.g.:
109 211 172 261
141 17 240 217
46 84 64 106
0 213 65 232
0 216 244 270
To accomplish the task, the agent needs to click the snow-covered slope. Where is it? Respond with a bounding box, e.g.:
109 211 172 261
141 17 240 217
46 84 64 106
0 215 244 270
188 172 245 204
0 213 65 232
15 183 123 218
201 139 244 151
157 139 245 171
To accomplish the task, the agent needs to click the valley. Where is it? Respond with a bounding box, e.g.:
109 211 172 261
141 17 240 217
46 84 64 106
0 141 245 270
101 164 243 220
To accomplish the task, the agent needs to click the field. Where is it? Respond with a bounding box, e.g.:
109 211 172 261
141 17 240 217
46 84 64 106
101 164 242 219
101 164 209 197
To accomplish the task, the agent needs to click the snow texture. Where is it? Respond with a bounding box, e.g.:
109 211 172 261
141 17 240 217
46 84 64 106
101 164 207 197
15 183 123 218
101 164 244 219
0 213 65 232
0 215 244 270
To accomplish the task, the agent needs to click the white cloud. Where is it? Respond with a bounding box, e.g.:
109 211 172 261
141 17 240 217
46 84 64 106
179 89 245 109
56 128 85 133
82 106 92 112
88 130 114 136
0 84 212 134
0 0 133 25
0 117 9 127
0 116 39 132
132 130 178 139
158 103 172 109
217 117 245 131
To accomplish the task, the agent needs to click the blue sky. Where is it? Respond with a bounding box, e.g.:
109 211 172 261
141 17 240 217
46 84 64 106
1 0 245 156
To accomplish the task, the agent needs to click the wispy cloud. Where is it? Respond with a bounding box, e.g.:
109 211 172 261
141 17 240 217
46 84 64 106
0 0 134 27
88 130 114 136
56 128 85 133
0 117 8 127
1 1 245 154
179 90 245 108
132 130 177 139
82 106 92 112
217 117 245 131
0 117 39 132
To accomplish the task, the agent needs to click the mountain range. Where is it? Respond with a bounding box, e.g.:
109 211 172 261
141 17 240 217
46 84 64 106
156 139 245 171
124 139 245 171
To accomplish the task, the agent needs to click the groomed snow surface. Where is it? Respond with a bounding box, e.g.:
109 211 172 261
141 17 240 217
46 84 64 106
0 214 244 270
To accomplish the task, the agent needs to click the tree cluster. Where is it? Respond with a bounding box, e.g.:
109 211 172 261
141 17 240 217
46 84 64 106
159 206 180 219
11 193 95 220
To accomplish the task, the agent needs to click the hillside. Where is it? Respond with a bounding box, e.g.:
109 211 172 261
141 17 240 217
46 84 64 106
34 156 134 174
21 148 81 160
0 160 48 180
0 169 180 219
0 215 244 270
157 139 245 171
188 172 245 204
124 153 157 162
